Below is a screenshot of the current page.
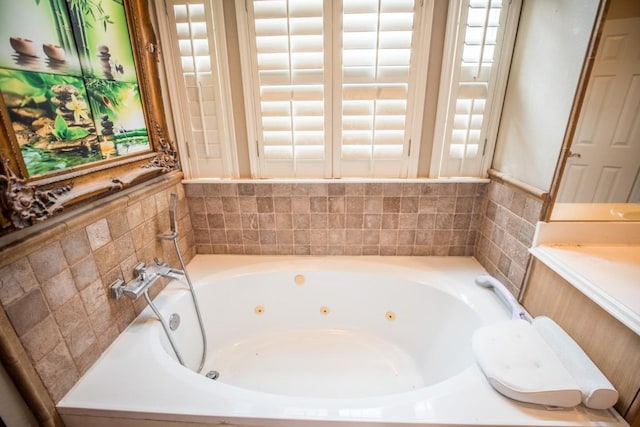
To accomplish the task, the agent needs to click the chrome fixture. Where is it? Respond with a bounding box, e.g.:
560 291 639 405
158 193 209 374
110 260 184 301
109 259 188 366
475 274 532 322
109 193 210 374
169 313 181 331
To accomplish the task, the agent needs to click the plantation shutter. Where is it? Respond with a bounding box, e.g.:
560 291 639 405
247 0 330 178
336 0 420 177
242 0 430 178
162 0 235 178
433 0 514 177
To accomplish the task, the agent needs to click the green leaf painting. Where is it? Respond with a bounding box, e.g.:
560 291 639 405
51 114 90 141
85 78 149 156
0 1 149 178
67 0 137 82
0 67 101 176
0 0 82 75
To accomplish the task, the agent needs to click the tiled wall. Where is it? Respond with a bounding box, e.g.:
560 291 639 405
185 181 487 256
474 178 544 296
0 174 193 402
0 175 544 408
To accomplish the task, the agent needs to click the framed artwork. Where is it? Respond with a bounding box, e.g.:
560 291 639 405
0 0 178 234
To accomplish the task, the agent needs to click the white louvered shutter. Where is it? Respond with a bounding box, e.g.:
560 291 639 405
247 0 330 178
241 0 430 178
433 0 517 177
336 0 421 177
161 1 236 178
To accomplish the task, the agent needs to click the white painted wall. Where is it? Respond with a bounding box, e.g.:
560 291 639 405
492 0 601 191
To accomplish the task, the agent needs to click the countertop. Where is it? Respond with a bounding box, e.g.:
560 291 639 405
530 221 640 336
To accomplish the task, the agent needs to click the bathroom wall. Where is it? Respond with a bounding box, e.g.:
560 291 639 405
0 172 193 404
472 0 602 294
492 0 601 190
184 181 487 256
184 178 541 296
474 178 544 295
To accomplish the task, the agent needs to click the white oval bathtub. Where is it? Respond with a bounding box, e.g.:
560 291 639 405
58 256 628 427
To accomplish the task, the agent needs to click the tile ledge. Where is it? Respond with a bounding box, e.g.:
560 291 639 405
0 171 183 267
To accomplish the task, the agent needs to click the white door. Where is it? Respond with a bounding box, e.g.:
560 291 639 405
558 17 640 203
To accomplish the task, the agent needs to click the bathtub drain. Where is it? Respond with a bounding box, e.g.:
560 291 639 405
169 313 180 331
205 370 219 380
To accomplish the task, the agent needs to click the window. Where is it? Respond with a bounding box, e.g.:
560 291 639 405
431 0 521 177
155 0 238 178
154 0 521 179
237 0 433 178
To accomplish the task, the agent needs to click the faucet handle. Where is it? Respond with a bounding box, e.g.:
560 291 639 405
134 262 147 280
153 257 168 267
109 279 125 299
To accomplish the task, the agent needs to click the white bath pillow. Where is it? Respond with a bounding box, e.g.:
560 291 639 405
533 316 618 410
472 319 582 408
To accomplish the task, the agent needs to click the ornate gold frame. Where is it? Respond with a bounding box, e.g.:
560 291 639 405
0 0 178 234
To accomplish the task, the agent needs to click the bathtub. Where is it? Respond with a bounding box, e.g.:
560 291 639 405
58 256 628 427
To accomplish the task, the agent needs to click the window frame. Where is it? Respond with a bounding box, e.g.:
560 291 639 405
153 0 522 180
430 0 522 178
154 0 239 179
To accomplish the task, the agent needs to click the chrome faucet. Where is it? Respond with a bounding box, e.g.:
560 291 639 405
108 258 189 367
110 258 184 300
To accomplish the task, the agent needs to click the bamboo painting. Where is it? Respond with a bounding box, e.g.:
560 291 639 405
0 0 149 177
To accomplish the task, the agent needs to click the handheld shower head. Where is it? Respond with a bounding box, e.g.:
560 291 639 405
158 193 179 241
169 192 178 235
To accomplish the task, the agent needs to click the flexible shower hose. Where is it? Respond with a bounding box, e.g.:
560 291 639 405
158 193 208 373
172 233 208 373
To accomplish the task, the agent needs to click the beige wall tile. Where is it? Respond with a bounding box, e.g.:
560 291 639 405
155 189 171 213
140 195 158 221
42 269 76 311
93 241 119 276
20 316 63 363
86 219 112 251
0 257 37 306
70 256 100 291
34 341 78 402
28 242 68 283
113 233 136 263
107 212 130 240
474 179 544 295
60 229 91 266
54 295 94 356
126 202 145 229
5 289 50 336
75 342 102 375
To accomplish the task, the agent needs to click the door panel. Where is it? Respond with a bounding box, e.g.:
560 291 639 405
559 18 640 202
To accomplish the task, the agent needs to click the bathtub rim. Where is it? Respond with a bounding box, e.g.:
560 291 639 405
57 255 629 427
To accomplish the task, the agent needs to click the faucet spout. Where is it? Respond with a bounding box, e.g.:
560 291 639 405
159 266 184 280
153 257 185 280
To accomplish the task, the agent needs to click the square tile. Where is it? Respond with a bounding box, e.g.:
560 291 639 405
28 241 68 283
5 290 50 336
60 229 91 266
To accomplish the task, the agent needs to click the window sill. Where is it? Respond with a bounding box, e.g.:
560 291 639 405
182 177 490 185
